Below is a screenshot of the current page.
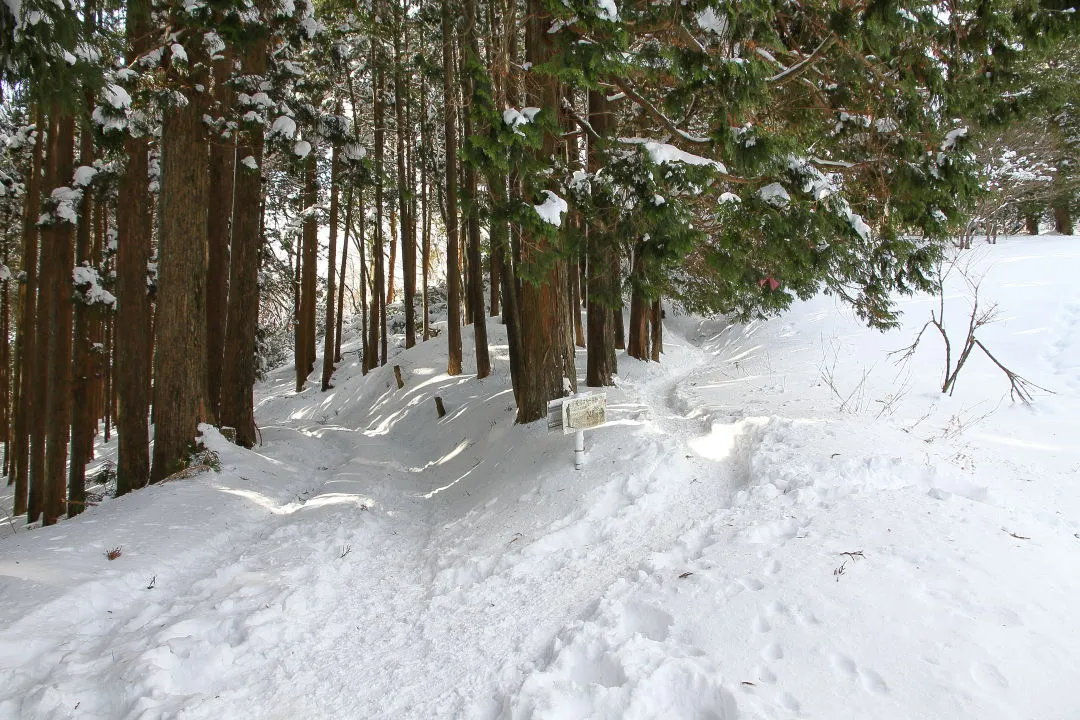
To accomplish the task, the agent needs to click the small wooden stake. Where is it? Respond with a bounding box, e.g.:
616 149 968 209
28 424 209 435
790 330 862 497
434 396 446 418
393 365 404 389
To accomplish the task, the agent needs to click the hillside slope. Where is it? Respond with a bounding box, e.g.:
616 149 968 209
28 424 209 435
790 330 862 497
0 236 1078 720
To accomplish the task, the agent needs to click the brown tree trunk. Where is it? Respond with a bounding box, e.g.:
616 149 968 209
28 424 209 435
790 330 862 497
394 12 417 349
357 191 373 373
206 51 235 421
334 188 351 363
442 0 463 375
1053 202 1073 236
11 105 43 516
627 247 650 361
296 150 318 390
68 104 95 517
42 109 76 526
1 220 10 479
115 0 153 495
1025 213 1039 235
373 62 388 368
150 52 211 484
419 77 432 342
585 93 617 386
650 299 662 362
462 0 490 378
219 28 267 448
321 144 341 391
516 0 569 423
386 207 397 307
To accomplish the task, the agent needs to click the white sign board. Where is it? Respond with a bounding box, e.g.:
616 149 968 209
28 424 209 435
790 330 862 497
547 393 606 435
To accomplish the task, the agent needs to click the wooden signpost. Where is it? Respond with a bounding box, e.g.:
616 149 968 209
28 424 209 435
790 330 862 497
547 392 607 469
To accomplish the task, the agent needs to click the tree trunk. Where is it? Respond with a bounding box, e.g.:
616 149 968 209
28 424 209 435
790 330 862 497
11 104 43 516
627 247 650 361
42 108 76 526
442 0 463 376
115 0 153 495
373 63 388 368
296 150 318 390
68 102 95 517
1053 202 1073 236
150 55 211 484
321 143 341 391
516 0 569 423
206 51 236 420
650 299 662 362
386 207 397 307
219 28 268 449
334 188 351 363
419 77 432 341
462 0 490 378
585 94 618 386
1025 213 1039 235
394 12 417 349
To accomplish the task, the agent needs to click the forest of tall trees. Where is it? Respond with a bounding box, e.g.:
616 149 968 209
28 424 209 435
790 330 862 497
0 0 1075 524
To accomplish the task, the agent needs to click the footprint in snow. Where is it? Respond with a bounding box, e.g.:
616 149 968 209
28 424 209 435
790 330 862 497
761 643 784 661
829 652 890 695
971 661 1009 689
739 577 765 592
752 616 772 633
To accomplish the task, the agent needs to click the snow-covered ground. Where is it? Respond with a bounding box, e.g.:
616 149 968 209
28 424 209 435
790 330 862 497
1 235 1078 720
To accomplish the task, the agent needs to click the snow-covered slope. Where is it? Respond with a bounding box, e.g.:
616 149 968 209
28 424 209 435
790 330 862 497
1 236 1078 720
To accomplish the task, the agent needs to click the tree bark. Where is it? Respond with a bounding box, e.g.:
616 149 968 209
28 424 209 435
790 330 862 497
462 0 491 378
206 50 236 420
219 28 268 449
585 89 618 386
150 53 211 483
42 108 76 526
442 0 463 376
627 246 650 361
373 62 388 368
1053 202 1073 236
68 98 96 517
11 104 43 516
334 188 351 363
321 143 341 390
516 0 569 423
115 0 153 495
393 11 417 349
296 150 318 390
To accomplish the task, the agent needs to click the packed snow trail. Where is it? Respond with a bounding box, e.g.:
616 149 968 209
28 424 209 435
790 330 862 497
1 236 1079 719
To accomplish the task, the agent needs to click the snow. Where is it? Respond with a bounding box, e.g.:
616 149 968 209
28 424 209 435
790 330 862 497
620 138 728 173
595 0 618 21
73 264 117 306
696 7 727 36
170 43 188 64
72 165 97 188
758 182 791 207
2 237 1080 719
502 106 541 135
942 127 968 151
44 186 81 224
533 189 567 227
241 155 259 170
101 83 131 110
269 115 297 139
293 140 312 158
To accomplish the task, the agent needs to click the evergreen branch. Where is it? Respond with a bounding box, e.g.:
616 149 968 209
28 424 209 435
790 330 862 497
609 77 711 144
562 100 601 140
767 34 837 85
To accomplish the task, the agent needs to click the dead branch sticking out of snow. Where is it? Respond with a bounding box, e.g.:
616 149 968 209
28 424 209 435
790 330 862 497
891 258 1051 404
